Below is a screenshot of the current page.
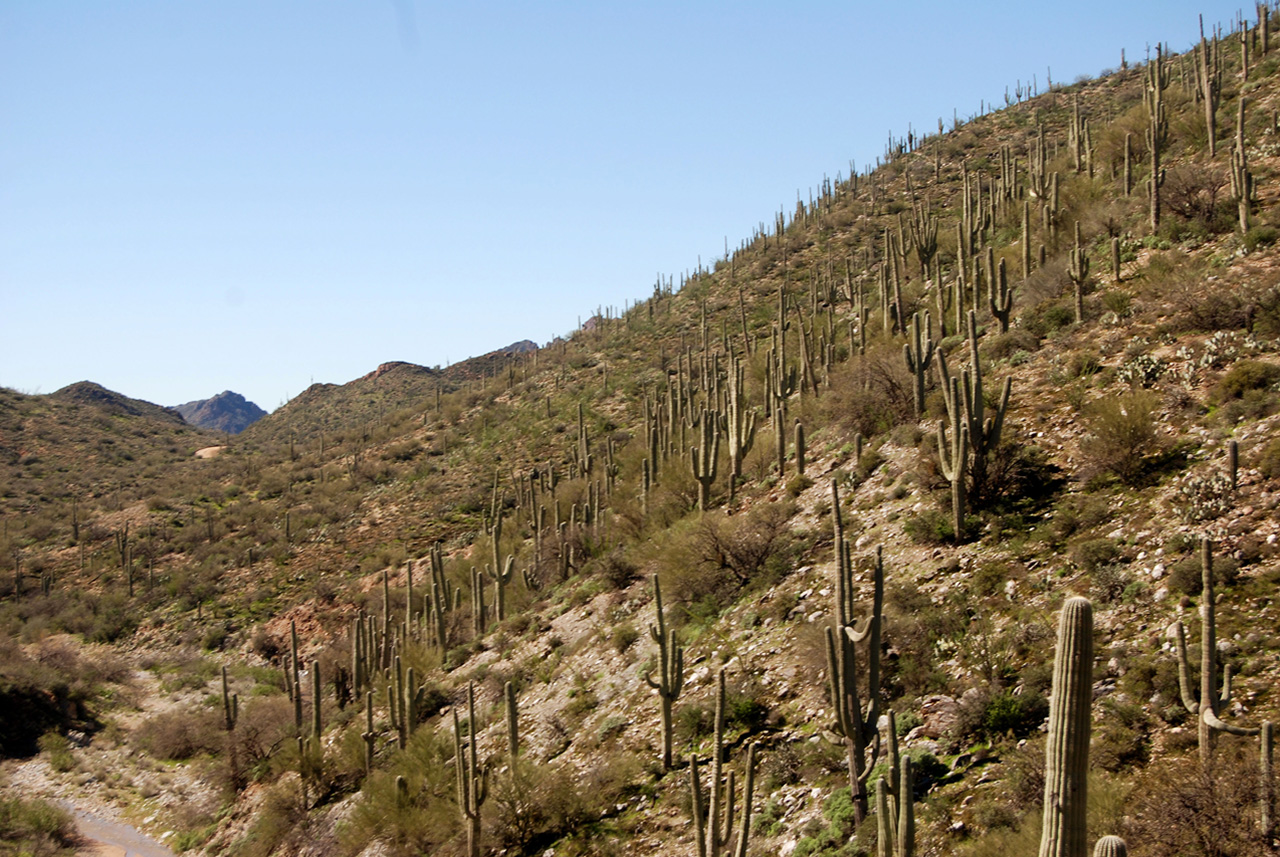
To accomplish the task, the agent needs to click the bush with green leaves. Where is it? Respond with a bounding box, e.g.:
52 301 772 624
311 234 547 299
1080 391 1163 484
0 796 77 857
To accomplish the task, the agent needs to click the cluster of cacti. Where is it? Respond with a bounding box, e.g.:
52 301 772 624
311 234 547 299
16 17 1280 856
688 670 757 857
934 311 1010 541
875 754 914 857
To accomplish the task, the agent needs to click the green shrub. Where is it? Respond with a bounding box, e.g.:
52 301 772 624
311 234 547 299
0 796 76 857
1214 359 1280 401
1243 224 1278 252
1080 391 1162 484
904 508 955 544
1169 552 1239 596
1258 436 1280 480
610 622 639 654
1070 538 1120 572
37 732 74 773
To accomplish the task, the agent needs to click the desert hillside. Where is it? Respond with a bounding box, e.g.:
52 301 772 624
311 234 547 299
4 13 1280 857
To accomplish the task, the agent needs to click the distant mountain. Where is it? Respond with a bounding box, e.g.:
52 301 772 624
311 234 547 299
245 342 540 445
174 391 267 434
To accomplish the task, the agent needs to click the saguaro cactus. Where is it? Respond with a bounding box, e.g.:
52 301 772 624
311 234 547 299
724 354 757 500
1093 837 1127 857
875 755 914 857
221 665 238 731
1069 222 1090 324
691 408 721 511
826 483 884 826
1262 721 1275 838
643 575 685 770
487 556 515 622
689 670 757 857
903 311 935 418
453 682 488 857
1039 596 1093 857
1174 538 1260 765
505 680 519 760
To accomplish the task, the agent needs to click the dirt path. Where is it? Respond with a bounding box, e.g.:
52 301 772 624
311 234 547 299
62 802 175 857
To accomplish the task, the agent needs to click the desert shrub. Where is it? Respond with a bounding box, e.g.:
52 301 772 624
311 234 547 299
36 732 74 773
1129 746 1270 856
0 796 77 857
589 549 639 589
1213 359 1280 401
985 328 1040 361
343 728 458 857
822 344 915 438
1168 552 1239 596
971 562 1012 598
1050 493 1111 541
488 758 594 854
903 508 956 544
1070 538 1120 572
1080 391 1163 484
232 696 296 780
1063 350 1102 380
1021 300 1075 339
1258 436 1280 480
971 438 1066 515
689 501 795 590
793 787 858 857
1092 697 1150 772
0 638 100 758
609 622 638 654
982 690 1048 739
1090 564 1133 605
1243 224 1278 252
1161 163 1230 231
950 686 1047 747
134 708 224 761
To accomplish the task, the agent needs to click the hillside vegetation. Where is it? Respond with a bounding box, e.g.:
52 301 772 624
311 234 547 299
5 11 1280 857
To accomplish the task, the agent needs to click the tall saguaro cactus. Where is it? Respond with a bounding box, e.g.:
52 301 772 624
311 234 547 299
689 670 757 857
1039 596 1094 857
691 408 721 511
1173 538 1260 765
937 310 1011 515
453 682 488 857
643 575 685 770
826 482 884 826
1068 222 1090 324
903 311 935 418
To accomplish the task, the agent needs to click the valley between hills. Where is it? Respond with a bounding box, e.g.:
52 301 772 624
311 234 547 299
6 13 1280 857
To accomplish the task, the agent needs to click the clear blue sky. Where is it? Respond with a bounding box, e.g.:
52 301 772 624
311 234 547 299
0 1 1242 411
